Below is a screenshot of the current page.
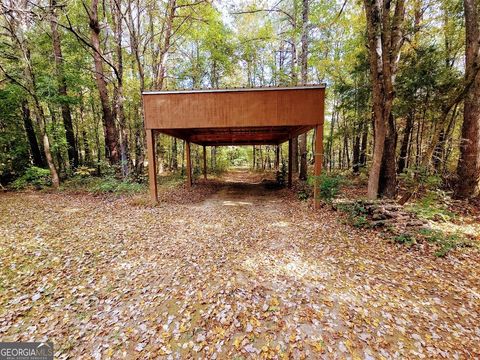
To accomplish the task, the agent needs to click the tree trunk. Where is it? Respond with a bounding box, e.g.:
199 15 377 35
22 101 45 167
34 99 59 188
364 0 405 199
456 0 480 198
111 0 129 176
397 111 414 174
88 0 119 165
154 0 176 89
291 137 299 173
327 98 337 170
50 0 78 169
299 0 309 180
172 137 178 170
379 114 397 197
360 121 368 169
82 130 91 165
353 133 361 174
211 146 216 171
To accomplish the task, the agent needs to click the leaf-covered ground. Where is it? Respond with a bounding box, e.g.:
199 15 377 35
1 172 479 359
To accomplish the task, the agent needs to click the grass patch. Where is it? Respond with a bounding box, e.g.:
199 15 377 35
406 190 456 222
417 229 472 257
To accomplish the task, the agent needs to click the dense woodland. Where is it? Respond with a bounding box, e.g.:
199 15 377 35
0 0 479 201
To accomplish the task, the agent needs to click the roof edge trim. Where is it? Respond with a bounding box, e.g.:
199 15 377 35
142 85 326 95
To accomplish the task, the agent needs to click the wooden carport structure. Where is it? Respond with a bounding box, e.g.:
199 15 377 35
142 85 325 208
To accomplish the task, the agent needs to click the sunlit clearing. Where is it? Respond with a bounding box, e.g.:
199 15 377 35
222 200 253 206
430 221 480 238
203 223 222 230
242 253 332 280
270 221 290 228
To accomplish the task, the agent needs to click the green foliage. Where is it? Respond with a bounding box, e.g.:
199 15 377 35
211 150 230 175
417 229 470 257
90 177 144 195
407 190 455 222
276 161 287 187
61 175 145 195
310 173 343 203
393 234 416 247
352 215 370 228
11 167 52 190
297 188 310 201
74 166 96 177
0 87 30 184
337 201 370 228
399 166 442 190
226 147 249 167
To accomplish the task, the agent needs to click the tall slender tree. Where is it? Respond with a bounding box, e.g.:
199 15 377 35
86 0 120 165
299 0 309 181
456 0 480 198
49 0 78 169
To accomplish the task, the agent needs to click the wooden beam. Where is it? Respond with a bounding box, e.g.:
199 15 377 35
186 141 192 188
288 139 293 188
313 124 324 209
203 145 207 180
188 132 289 144
146 129 158 202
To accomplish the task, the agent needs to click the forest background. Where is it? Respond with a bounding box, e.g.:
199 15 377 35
0 0 479 202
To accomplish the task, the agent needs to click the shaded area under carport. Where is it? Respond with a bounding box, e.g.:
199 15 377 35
142 85 325 208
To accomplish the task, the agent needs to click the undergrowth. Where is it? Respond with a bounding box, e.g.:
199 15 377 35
337 196 472 257
407 190 456 222
61 176 145 195
10 166 51 190
308 173 344 203
416 229 473 257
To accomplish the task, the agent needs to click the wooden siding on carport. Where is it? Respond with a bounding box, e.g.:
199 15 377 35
143 87 325 130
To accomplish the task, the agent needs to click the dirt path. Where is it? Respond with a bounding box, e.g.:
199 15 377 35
0 174 479 359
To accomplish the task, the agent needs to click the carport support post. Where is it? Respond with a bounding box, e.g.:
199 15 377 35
313 124 324 209
203 145 207 180
288 139 293 188
186 141 192 188
146 129 158 202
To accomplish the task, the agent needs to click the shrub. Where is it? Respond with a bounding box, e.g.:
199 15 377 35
352 215 370 228
11 166 51 190
336 201 370 227
276 161 287 187
393 234 416 246
298 188 310 201
90 177 144 195
310 174 343 203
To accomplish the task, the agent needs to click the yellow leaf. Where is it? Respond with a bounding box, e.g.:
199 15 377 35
311 341 323 352
270 297 280 307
